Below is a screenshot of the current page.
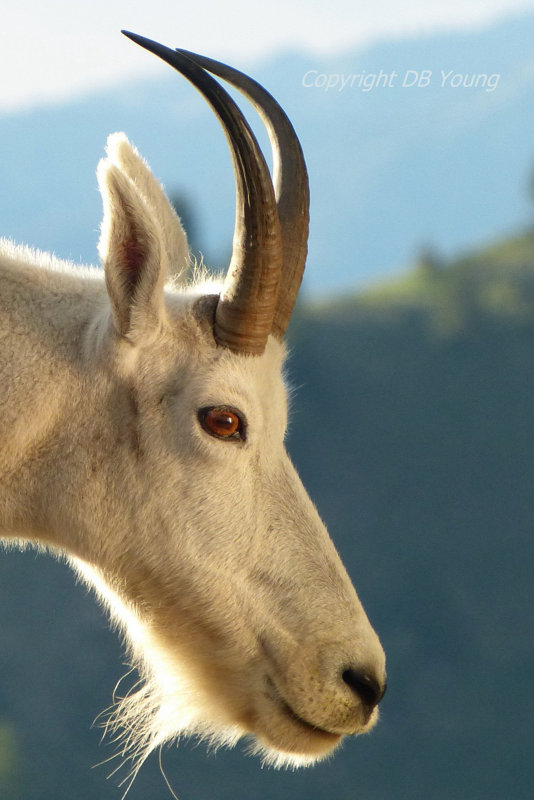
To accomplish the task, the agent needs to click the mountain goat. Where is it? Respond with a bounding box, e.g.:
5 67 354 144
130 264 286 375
0 31 386 784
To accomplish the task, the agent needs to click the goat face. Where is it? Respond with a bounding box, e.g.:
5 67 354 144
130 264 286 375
67 37 386 770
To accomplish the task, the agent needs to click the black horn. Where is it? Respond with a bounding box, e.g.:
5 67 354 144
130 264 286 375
175 48 310 339
122 31 283 355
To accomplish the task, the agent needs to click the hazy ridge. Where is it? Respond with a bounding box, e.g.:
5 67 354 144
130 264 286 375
2 13 534 293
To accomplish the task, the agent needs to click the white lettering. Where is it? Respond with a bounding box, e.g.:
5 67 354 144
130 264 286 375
325 74 340 92
440 69 453 87
301 70 317 88
302 68 499 92
339 74 352 92
403 70 419 88
441 70 500 92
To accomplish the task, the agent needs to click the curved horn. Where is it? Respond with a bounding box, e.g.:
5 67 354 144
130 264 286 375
176 49 310 339
122 31 282 355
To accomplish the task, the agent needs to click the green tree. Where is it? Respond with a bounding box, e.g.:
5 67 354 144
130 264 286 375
0 720 18 797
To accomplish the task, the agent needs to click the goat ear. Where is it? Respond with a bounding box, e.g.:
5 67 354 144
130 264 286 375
98 159 167 340
105 132 190 285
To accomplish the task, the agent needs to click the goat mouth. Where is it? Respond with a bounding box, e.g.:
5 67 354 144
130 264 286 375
265 677 341 742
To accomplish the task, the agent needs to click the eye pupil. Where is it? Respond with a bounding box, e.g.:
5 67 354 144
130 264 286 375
211 411 237 434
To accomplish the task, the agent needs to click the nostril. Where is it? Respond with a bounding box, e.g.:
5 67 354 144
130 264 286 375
342 669 386 708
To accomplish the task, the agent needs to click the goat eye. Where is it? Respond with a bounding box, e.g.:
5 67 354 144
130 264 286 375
198 407 245 441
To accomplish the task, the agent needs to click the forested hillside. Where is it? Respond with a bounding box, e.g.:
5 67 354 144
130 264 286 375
1 229 533 798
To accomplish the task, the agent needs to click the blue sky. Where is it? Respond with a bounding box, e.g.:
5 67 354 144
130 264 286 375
2 0 534 111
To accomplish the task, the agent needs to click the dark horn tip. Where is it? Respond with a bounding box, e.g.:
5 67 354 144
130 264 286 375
122 31 155 49
121 30 168 52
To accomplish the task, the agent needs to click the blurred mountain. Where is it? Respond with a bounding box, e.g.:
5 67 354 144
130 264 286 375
2 13 534 293
1 223 533 798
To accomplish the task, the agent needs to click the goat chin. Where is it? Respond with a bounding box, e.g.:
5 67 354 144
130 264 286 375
104 667 344 776
88 590 337 772
74 541 381 775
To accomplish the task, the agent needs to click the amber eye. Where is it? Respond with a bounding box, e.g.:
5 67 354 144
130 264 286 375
198 406 246 442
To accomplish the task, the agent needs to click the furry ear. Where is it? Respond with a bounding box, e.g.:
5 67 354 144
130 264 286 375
98 158 167 341
105 133 190 284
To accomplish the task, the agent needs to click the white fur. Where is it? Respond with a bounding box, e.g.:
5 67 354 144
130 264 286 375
0 134 385 781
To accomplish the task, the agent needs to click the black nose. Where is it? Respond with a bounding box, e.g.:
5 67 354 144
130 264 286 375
342 668 387 708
